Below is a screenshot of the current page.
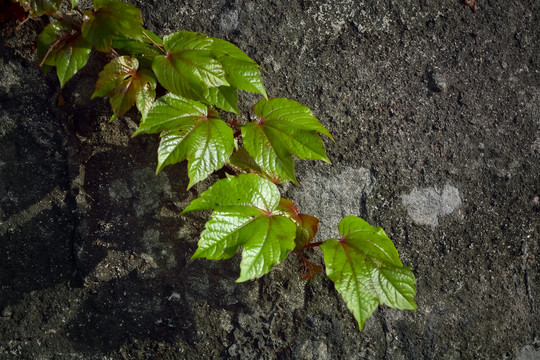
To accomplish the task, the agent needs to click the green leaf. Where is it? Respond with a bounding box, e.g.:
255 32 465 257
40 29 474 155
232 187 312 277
183 174 296 281
321 216 417 330
228 148 288 184
112 30 164 69
17 0 62 15
152 31 266 111
134 93 207 135
156 110 234 188
92 56 156 118
71 0 79 8
81 0 143 52
134 93 234 187
37 21 91 87
205 86 239 114
241 98 332 183
153 31 229 96
211 38 267 98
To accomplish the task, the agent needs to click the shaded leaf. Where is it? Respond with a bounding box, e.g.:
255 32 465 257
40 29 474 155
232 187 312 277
183 174 296 281
92 56 156 118
0 1 26 23
82 0 143 52
241 98 332 183
37 21 91 87
112 30 164 68
321 216 417 330
16 0 62 15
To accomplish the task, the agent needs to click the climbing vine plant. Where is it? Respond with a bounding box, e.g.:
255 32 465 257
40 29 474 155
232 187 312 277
18 0 417 330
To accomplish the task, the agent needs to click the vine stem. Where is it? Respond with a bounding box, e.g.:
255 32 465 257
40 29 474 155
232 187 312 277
39 38 63 67
143 33 166 54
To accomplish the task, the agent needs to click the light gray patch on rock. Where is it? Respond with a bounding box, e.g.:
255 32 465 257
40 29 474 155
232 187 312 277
290 167 375 240
401 184 462 227
220 9 239 31
296 340 329 360
516 345 540 360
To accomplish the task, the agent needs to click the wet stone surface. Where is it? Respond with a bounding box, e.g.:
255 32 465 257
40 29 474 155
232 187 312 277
1 0 539 359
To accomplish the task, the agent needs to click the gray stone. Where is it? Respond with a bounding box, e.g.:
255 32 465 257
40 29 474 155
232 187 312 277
401 184 462 227
290 167 374 240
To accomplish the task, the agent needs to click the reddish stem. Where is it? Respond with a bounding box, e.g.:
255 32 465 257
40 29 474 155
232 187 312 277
39 38 63 67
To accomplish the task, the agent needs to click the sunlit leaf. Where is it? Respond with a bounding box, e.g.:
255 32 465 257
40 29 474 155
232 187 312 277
321 216 417 330
134 93 234 187
152 31 266 112
242 98 332 183
211 37 267 98
183 174 296 281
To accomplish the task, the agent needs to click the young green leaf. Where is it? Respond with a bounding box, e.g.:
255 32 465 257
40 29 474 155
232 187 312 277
241 98 332 183
134 94 234 187
37 21 91 87
71 0 79 8
81 0 143 52
92 56 156 118
16 0 62 15
321 216 417 330
183 174 296 281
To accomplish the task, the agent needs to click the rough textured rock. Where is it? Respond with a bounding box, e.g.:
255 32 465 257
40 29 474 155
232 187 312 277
1 0 539 359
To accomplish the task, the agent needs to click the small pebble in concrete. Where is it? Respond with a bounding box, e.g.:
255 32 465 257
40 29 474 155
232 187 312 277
428 69 447 92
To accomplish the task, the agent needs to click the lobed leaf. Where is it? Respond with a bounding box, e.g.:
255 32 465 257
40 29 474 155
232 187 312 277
92 56 156 118
82 0 143 52
241 98 332 183
211 38 267 98
321 216 417 330
152 31 266 112
135 93 234 188
183 174 296 281
37 21 91 87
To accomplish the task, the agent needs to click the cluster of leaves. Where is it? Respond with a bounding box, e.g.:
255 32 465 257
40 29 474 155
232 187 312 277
23 0 417 329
